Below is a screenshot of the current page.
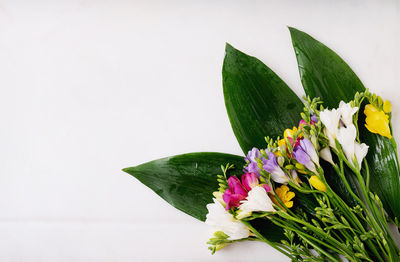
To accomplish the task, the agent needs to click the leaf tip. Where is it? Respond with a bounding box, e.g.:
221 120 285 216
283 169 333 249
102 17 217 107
122 167 133 174
225 42 234 52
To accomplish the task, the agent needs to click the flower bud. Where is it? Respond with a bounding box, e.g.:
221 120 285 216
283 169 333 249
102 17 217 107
277 156 285 167
309 176 327 192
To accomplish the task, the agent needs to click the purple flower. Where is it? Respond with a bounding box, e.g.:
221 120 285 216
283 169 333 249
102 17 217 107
244 147 262 176
262 152 288 184
223 176 248 210
299 138 319 166
293 141 317 174
245 147 261 163
311 114 318 123
245 162 260 176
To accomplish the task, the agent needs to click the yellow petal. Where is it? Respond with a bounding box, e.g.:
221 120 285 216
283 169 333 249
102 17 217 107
285 201 293 208
364 105 392 139
280 185 289 194
309 176 327 192
274 151 282 157
364 104 378 116
383 100 392 113
285 191 295 201
278 138 286 148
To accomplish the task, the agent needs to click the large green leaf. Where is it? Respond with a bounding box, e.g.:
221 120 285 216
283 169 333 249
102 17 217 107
288 27 364 109
358 106 400 219
222 43 347 212
123 152 284 242
289 27 400 219
222 43 303 154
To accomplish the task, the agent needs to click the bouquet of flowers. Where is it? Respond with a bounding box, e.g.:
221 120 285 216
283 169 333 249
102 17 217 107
123 27 400 261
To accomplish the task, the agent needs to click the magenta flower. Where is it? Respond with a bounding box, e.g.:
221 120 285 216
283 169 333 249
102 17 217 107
223 176 248 210
261 183 272 192
241 173 259 191
299 114 318 130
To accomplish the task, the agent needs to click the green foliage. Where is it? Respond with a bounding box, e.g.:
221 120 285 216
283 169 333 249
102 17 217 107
123 152 244 221
222 43 303 153
289 27 400 219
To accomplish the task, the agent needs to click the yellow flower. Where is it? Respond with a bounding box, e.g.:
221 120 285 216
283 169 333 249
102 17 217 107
364 104 392 139
283 126 298 138
383 100 392 113
309 176 326 192
272 185 295 209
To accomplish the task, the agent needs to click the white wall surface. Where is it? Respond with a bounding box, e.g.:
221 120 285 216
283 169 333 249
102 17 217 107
0 0 399 261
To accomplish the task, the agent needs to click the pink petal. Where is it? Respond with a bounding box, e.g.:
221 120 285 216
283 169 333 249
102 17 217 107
241 173 259 191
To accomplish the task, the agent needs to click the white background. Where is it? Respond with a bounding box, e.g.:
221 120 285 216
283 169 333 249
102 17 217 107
1 0 399 261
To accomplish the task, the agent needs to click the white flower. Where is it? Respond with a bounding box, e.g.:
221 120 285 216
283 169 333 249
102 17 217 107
336 124 357 162
338 101 358 127
320 147 335 165
290 170 301 186
355 143 369 169
205 198 250 240
270 169 289 184
323 128 337 149
320 109 340 148
239 186 275 216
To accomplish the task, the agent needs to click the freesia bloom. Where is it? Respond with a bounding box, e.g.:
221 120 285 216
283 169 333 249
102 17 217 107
223 176 248 210
336 124 357 162
293 139 318 174
335 124 369 169
284 126 298 138
320 108 341 149
299 114 318 129
290 170 301 186
241 173 259 191
319 147 334 165
309 176 327 192
364 104 392 139
311 114 318 123
338 101 358 127
262 152 289 184
244 148 262 176
354 142 369 169
272 185 295 209
245 161 261 177
383 100 392 113
245 147 261 163
299 138 320 167
239 186 275 215
205 198 250 240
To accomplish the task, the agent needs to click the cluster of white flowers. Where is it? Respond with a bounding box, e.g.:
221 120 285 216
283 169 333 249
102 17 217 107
319 101 368 169
205 186 275 240
205 198 250 240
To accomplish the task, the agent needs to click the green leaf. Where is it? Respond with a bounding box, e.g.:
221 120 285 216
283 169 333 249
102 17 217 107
222 43 319 216
358 106 400 219
222 43 303 153
289 27 400 219
123 152 243 221
288 27 364 109
123 152 284 242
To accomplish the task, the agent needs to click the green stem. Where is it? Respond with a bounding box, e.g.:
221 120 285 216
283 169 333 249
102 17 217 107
240 220 296 260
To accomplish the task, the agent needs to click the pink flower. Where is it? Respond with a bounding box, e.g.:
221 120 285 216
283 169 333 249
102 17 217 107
223 176 248 210
261 184 271 192
241 172 271 192
299 114 318 130
241 173 259 191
